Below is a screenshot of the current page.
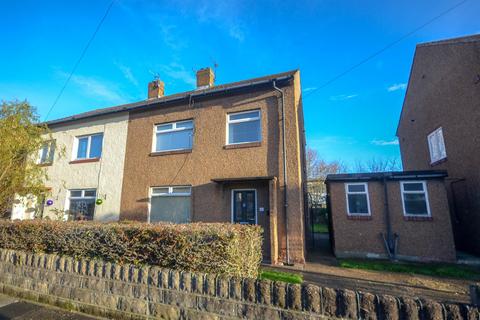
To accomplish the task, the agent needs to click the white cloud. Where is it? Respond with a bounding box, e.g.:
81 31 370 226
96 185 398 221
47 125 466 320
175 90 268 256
387 83 407 92
329 94 358 101
303 87 317 93
115 62 138 86
159 62 196 86
371 139 399 146
158 24 188 50
56 71 130 104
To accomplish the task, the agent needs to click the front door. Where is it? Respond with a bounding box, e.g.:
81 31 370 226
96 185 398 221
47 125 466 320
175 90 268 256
232 190 256 224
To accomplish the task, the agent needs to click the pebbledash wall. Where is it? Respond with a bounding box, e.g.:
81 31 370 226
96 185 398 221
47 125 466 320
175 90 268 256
11 113 129 222
0 249 478 320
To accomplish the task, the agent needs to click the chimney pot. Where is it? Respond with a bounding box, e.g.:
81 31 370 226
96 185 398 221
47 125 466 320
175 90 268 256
148 79 164 99
196 67 215 89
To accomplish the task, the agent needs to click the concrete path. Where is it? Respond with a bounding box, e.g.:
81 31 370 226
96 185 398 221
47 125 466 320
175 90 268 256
0 294 99 320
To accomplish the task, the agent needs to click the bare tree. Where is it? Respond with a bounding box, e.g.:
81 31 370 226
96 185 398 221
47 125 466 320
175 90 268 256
306 148 346 180
353 157 402 173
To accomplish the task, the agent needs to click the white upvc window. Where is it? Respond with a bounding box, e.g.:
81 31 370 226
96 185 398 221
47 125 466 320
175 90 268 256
227 110 261 145
67 189 97 221
149 186 192 223
73 133 103 160
38 140 55 164
427 127 446 164
153 120 193 152
345 183 371 216
400 181 431 217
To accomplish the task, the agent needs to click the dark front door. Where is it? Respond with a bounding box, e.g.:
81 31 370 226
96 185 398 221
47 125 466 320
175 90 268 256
232 190 256 224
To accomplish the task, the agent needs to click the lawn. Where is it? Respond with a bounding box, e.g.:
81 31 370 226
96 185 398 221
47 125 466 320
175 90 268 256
259 269 303 284
312 223 329 233
340 259 480 281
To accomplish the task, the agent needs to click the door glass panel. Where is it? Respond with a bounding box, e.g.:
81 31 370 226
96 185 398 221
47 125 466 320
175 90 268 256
233 191 256 224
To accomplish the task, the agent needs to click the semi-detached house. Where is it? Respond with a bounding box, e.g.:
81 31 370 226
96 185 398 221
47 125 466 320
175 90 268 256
12 69 307 265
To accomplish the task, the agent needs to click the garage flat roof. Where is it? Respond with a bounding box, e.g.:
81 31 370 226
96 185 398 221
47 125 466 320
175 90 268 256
326 170 448 182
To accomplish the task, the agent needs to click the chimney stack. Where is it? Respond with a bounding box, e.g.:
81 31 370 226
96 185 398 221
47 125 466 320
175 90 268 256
196 67 215 89
148 79 164 99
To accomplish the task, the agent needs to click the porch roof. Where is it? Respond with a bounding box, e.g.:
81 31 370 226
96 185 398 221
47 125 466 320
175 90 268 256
211 176 275 184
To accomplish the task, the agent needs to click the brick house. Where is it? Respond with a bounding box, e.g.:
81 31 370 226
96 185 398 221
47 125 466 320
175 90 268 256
326 171 456 262
396 34 480 255
12 69 307 265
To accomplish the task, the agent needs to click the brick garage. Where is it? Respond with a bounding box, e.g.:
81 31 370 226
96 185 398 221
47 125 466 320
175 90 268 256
326 171 456 262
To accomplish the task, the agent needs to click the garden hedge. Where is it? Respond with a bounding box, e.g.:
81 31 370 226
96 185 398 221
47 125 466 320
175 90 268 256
0 220 263 278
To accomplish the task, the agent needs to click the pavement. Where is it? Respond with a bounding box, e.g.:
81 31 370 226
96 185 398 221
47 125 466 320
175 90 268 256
0 294 99 320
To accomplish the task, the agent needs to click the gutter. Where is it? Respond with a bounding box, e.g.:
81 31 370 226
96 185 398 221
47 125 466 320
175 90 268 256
273 80 291 266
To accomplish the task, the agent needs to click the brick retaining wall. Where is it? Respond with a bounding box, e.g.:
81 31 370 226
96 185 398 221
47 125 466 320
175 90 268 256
0 249 478 319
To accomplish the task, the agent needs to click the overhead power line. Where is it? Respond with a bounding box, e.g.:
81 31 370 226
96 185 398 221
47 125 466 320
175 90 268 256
44 0 116 121
303 0 468 99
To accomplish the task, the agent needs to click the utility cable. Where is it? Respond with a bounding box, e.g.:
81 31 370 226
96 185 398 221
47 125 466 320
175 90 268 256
44 0 116 121
303 0 468 99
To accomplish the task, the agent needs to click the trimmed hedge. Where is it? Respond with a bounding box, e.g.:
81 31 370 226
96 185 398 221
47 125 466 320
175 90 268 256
0 220 263 278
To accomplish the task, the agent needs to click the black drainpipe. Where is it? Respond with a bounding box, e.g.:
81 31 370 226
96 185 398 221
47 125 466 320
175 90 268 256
273 80 291 266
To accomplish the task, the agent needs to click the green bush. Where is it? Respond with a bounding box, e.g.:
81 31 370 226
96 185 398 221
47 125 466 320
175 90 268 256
0 220 263 278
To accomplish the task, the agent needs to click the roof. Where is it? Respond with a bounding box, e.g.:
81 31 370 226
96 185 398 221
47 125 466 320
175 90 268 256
45 70 297 127
417 34 480 48
325 170 448 182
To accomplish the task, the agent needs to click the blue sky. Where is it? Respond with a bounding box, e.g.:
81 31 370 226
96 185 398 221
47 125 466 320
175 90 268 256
1 0 479 167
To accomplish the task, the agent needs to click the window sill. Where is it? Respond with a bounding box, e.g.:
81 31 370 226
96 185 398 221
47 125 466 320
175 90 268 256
404 216 433 221
430 157 447 166
347 215 372 221
150 149 192 157
69 158 100 164
223 142 261 150
37 162 53 167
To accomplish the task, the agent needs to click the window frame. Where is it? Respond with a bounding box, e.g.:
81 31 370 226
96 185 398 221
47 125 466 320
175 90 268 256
427 127 447 164
148 186 192 223
64 188 97 221
400 181 431 217
152 120 194 153
226 109 261 145
345 182 371 216
72 133 104 160
37 140 56 164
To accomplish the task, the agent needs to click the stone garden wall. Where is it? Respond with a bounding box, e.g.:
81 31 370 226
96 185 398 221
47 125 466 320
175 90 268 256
0 249 478 319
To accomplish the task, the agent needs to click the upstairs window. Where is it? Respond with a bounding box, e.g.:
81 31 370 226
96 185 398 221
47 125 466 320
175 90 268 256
401 181 430 217
427 127 446 164
227 110 261 145
75 133 103 160
68 189 97 220
345 183 370 216
149 186 191 223
38 140 55 164
154 120 193 152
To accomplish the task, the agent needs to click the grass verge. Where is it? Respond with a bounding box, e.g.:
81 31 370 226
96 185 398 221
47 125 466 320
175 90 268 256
340 259 480 280
312 223 329 233
259 269 303 284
